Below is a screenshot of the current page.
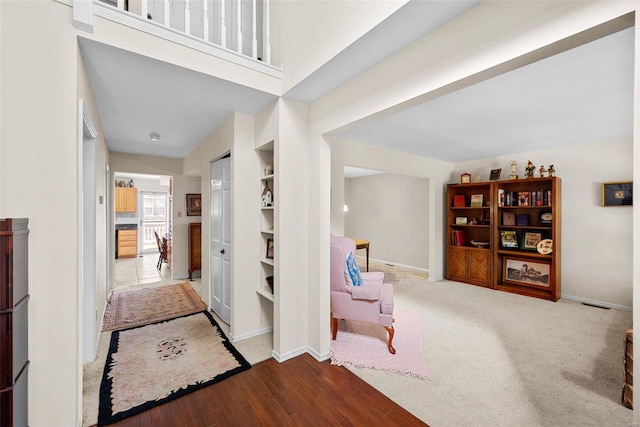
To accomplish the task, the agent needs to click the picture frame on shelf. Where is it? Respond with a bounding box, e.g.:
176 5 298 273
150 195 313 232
500 230 518 249
503 211 516 226
186 194 202 216
504 258 550 287
539 211 552 225
481 210 491 224
455 217 468 224
489 168 502 181
521 231 543 251
470 194 484 207
602 182 632 206
266 239 274 259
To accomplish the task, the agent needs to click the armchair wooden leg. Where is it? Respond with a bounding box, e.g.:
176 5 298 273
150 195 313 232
384 325 396 354
331 317 338 340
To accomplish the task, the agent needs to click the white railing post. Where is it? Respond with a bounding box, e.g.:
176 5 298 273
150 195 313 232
265 0 271 63
185 0 191 35
164 0 170 27
252 0 257 59
116 0 125 10
203 0 210 43
221 0 227 49
141 0 148 19
236 0 242 54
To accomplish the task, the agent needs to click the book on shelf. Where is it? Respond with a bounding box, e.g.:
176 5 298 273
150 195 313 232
453 195 465 207
503 211 516 226
517 192 530 206
498 189 505 207
451 230 467 246
516 214 529 226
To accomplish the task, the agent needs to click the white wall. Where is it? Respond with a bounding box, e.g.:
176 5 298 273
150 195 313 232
1 2 81 424
345 173 429 269
271 0 407 92
455 137 633 308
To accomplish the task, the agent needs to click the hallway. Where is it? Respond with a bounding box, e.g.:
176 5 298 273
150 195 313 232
114 252 172 288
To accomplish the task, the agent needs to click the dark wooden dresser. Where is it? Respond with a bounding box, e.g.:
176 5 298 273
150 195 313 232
0 218 29 427
188 222 201 280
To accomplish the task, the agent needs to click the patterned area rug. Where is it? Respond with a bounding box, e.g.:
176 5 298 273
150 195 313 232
330 310 429 380
357 259 428 286
102 282 208 331
98 311 251 425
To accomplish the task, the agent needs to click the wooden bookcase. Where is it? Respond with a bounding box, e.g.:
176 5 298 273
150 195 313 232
446 177 561 301
446 182 493 288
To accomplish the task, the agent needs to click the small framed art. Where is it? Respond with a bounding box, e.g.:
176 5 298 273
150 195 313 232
470 194 484 207
503 258 550 287
500 230 518 249
186 193 202 216
602 182 632 206
521 231 542 251
455 217 468 224
489 168 502 181
266 239 274 259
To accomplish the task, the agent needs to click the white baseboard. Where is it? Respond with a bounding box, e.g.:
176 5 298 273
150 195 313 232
561 294 632 311
229 326 273 343
272 346 308 363
354 255 428 273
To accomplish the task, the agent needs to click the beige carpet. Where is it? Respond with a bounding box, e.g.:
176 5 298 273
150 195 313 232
102 281 207 331
348 279 633 426
357 257 428 286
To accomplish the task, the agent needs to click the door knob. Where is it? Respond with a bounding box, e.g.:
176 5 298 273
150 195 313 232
220 249 225 254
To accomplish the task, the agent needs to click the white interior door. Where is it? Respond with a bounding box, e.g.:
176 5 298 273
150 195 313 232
210 155 231 323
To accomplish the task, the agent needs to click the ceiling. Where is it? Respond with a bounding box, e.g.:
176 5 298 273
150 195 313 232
79 2 634 164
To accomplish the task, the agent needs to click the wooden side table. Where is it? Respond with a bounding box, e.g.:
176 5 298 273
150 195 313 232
353 239 370 272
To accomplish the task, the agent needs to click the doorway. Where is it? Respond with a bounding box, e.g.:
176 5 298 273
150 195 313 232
140 191 169 253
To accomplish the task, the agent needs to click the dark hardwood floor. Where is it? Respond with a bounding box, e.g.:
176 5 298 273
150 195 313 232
97 353 427 426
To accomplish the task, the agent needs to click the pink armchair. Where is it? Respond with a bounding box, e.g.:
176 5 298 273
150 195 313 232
331 236 395 354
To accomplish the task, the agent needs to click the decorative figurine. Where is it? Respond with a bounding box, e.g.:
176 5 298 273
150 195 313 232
509 161 518 180
525 161 535 178
538 165 546 178
548 165 555 177
262 183 273 207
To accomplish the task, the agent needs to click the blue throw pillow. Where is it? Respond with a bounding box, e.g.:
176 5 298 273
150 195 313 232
344 252 363 286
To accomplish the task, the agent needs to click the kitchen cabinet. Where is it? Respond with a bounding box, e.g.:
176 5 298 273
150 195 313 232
115 187 136 213
117 229 137 258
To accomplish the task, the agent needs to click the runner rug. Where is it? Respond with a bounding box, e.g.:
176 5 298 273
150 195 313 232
98 311 251 426
330 310 429 380
102 282 207 331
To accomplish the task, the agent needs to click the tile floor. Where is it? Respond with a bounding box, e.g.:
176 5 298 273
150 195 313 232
114 252 172 288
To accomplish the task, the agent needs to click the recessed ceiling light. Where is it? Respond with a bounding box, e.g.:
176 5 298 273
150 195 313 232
149 132 160 141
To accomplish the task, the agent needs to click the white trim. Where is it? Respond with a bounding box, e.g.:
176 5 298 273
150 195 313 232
561 294 632 311
271 346 308 363
354 255 429 273
229 326 273 343
306 346 331 362
82 101 98 139
92 0 282 78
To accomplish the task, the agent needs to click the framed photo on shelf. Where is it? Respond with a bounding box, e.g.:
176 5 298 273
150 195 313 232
500 230 518 249
481 210 491 224
489 168 502 181
470 194 484 207
602 182 632 206
503 258 550 287
455 217 468 224
521 231 542 251
186 193 202 216
502 211 516 226
266 239 274 259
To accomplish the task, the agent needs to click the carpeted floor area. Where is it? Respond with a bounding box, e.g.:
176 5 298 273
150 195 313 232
357 257 428 286
348 279 633 426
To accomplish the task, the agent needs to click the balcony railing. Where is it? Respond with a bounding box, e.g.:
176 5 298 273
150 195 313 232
143 221 167 251
96 0 271 64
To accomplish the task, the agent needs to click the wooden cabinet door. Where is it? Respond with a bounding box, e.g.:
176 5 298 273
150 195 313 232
469 249 491 285
447 247 469 280
123 188 136 212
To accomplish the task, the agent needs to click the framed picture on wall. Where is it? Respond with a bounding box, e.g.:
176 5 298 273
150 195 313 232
602 182 632 206
186 194 202 216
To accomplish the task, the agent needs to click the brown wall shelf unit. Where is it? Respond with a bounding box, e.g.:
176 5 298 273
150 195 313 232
446 177 561 301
